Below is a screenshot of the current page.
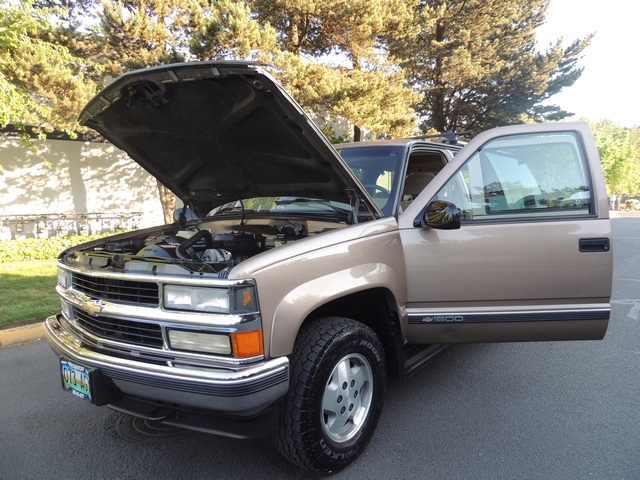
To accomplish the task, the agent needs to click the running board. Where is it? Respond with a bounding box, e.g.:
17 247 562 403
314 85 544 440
403 344 449 377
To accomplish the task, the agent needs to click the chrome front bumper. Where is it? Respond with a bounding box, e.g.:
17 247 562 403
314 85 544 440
44 314 289 415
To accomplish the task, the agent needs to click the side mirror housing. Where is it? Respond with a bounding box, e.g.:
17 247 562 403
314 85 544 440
174 206 198 222
415 200 461 229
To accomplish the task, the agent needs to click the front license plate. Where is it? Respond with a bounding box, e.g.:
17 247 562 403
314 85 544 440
60 359 92 402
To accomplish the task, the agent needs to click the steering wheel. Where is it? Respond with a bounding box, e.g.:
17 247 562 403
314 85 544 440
364 184 390 197
363 184 390 209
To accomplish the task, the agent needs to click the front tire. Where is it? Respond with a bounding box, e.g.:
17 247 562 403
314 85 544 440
275 317 386 473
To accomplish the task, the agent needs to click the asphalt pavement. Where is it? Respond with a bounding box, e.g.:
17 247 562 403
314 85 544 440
1 217 638 479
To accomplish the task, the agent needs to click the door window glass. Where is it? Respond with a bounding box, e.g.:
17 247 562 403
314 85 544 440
432 132 592 221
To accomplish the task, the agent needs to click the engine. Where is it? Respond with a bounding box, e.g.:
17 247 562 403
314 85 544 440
83 222 309 278
135 230 266 274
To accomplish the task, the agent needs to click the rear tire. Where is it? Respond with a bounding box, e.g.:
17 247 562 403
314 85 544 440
275 317 386 473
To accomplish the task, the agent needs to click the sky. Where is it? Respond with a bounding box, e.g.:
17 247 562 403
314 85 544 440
535 0 639 127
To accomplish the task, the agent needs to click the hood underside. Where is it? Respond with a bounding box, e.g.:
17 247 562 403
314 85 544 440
79 61 378 218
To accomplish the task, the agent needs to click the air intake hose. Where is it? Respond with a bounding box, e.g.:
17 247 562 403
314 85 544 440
175 230 214 260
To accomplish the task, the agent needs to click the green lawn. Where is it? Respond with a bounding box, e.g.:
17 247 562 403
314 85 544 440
0 261 58 328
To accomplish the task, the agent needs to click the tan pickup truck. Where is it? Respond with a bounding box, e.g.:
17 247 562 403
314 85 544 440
45 61 613 473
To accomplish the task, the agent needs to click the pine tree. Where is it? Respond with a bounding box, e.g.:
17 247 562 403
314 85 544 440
53 0 275 78
0 0 99 133
189 0 277 60
389 0 592 133
252 0 421 140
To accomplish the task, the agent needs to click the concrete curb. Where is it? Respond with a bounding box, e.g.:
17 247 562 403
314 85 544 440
0 322 45 347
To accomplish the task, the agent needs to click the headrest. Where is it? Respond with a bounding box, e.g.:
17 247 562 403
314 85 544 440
403 172 436 196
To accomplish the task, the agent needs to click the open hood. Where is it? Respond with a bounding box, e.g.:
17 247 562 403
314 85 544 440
79 61 379 218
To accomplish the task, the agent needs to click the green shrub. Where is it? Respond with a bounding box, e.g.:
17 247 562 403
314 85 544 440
0 233 115 263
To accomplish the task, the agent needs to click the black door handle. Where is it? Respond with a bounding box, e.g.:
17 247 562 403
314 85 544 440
579 238 610 252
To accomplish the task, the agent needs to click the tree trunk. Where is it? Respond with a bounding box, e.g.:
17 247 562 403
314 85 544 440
354 125 361 142
156 179 176 224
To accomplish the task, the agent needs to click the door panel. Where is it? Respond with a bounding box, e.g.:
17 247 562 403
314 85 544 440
399 123 612 343
402 219 612 343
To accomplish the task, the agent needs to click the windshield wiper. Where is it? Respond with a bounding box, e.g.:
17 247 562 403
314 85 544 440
275 197 373 225
276 197 350 211
214 207 256 215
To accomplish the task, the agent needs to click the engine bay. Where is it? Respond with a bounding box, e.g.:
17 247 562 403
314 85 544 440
63 219 319 278
134 230 271 277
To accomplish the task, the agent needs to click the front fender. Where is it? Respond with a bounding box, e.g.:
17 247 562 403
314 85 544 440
269 263 406 357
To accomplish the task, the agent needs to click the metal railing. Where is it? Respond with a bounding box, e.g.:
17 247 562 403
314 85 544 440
0 212 143 240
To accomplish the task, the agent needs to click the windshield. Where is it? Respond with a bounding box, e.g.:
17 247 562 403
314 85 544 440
207 145 405 220
338 145 404 216
211 197 350 213
208 196 365 224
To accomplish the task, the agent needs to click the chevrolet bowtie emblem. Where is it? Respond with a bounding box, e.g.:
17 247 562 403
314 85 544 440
82 299 104 316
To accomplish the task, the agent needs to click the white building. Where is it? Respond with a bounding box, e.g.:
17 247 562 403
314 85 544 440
0 132 165 240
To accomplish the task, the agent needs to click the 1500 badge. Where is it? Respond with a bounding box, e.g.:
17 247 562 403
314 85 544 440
421 315 464 323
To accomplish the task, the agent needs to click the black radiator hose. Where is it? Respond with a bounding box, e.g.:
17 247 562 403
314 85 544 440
175 230 214 260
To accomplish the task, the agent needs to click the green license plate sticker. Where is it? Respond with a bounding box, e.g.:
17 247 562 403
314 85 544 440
60 359 92 402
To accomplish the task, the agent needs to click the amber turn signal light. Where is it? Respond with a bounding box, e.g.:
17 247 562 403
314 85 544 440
231 329 264 358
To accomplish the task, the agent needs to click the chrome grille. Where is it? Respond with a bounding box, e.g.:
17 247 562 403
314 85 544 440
74 308 163 348
72 272 159 305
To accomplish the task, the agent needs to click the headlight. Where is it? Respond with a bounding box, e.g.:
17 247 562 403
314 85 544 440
168 330 231 355
164 285 230 313
163 284 258 314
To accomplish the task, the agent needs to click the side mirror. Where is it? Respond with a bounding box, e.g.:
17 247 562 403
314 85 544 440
415 200 461 229
174 207 198 222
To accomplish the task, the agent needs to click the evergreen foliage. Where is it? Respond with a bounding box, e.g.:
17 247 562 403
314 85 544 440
1 0 595 138
253 0 420 139
0 0 99 133
389 0 592 133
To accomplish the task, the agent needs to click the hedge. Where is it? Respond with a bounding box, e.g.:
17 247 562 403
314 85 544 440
0 233 115 263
